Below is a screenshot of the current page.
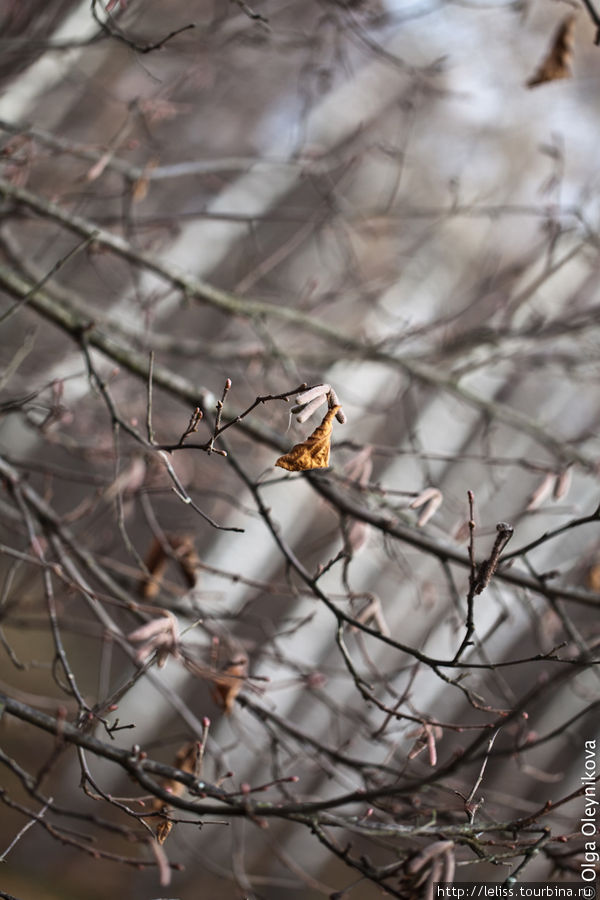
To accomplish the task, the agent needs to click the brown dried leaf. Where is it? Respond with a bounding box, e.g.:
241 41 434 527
132 158 158 204
139 538 169 599
211 656 248 715
527 15 576 88
276 406 340 471
146 741 198 843
139 534 198 598
149 742 196 810
587 563 600 593
155 820 173 845
171 535 199 588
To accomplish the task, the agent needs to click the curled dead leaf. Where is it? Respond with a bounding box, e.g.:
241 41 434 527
132 158 158 203
527 15 576 88
211 656 249 715
139 534 198 598
146 742 198 844
587 563 600 593
276 405 340 471
156 820 173 845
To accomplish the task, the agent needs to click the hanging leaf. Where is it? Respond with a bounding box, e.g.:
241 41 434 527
139 533 198 598
211 655 248 715
527 15 576 88
276 405 340 471
156 820 173 846
587 563 600 593
145 742 198 844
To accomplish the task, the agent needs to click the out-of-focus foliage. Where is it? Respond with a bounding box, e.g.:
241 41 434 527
0 2 599 898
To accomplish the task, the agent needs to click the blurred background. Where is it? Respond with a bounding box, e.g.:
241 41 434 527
0 1 599 897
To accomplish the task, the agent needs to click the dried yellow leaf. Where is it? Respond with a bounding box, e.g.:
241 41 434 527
527 15 576 88
275 406 340 471
156 819 173 845
211 656 248 715
145 741 197 843
139 534 198 598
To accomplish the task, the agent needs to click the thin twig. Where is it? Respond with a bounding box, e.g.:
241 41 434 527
90 0 195 53
0 233 97 327
146 351 155 444
0 797 52 861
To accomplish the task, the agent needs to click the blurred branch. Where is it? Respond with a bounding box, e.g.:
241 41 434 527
0 179 596 471
0 259 598 610
90 0 196 53
580 0 600 44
